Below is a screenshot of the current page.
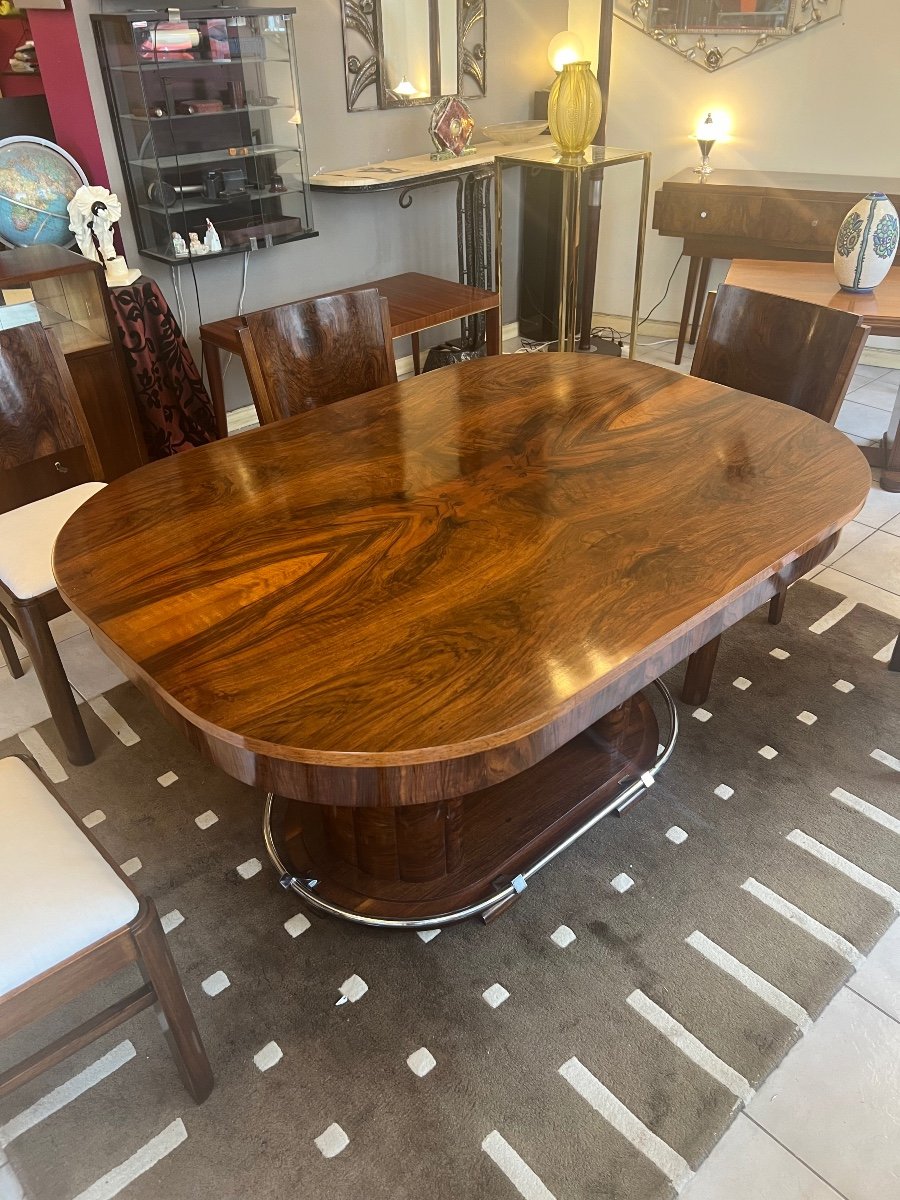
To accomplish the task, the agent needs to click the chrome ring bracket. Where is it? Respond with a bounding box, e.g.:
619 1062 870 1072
262 679 678 929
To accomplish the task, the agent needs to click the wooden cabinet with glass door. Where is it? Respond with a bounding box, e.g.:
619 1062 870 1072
0 246 145 482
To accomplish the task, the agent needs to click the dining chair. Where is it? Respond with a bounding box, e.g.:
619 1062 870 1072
0 755 213 1104
682 284 868 705
235 288 397 425
0 322 108 765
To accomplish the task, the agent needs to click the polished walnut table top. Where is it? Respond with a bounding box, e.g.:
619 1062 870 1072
726 259 900 337
53 355 869 803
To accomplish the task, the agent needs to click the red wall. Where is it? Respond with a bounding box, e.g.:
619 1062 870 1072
28 6 109 186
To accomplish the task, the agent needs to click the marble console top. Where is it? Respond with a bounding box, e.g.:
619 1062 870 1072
309 137 550 192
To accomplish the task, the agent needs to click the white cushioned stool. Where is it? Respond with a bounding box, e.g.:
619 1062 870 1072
0 756 212 1104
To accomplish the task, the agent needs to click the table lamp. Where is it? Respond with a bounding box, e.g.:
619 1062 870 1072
694 112 723 176
548 31 585 73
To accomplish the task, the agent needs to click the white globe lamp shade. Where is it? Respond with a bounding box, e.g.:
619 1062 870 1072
548 32 585 74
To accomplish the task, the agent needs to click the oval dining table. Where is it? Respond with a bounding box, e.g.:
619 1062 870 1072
53 354 871 928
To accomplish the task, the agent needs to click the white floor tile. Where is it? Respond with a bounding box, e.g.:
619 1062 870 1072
0 663 51 739
748 988 900 1200
882 511 900 535
854 481 900 529
682 1114 842 1200
813 569 900 618
848 363 894 389
850 917 900 1023
836 400 891 442
809 521 874 575
57 630 128 701
845 375 900 413
831 529 900 593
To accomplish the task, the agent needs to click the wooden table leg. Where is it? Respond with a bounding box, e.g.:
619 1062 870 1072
689 258 712 346
411 332 422 375
200 338 229 440
889 632 900 671
485 305 501 357
681 634 721 706
675 256 700 366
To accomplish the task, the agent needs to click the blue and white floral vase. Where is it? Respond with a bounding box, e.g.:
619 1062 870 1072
834 192 899 293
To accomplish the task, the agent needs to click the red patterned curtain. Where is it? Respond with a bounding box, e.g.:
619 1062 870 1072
108 276 218 459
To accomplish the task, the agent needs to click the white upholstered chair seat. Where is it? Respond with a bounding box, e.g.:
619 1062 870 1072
0 756 139 997
0 482 105 600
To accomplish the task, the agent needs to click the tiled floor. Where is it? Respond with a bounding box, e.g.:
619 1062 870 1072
5 344 899 1199
634 337 900 1200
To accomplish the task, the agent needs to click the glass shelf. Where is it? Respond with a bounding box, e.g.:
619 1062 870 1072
121 104 290 122
138 181 308 215
128 143 302 170
143 224 317 265
108 56 290 71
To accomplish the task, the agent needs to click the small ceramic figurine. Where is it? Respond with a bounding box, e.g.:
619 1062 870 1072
172 231 188 257
204 218 222 253
188 231 208 255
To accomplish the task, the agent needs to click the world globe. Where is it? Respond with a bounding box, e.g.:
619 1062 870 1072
0 136 88 249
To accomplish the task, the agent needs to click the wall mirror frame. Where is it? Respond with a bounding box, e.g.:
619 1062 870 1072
342 0 486 111
616 0 842 71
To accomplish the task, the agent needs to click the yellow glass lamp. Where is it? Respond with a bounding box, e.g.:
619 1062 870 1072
546 32 601 158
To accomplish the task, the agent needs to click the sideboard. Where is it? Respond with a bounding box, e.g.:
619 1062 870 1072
653 169 900 363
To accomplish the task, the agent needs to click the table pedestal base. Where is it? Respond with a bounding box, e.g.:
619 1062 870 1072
264 685 675 928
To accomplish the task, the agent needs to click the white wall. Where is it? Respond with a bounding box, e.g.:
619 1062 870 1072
569 1 899 327
72 0 568 407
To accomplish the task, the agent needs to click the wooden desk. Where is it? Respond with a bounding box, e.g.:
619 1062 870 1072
653 169 900 363
53 355 868 927
199 272 500 434
725 259 900 491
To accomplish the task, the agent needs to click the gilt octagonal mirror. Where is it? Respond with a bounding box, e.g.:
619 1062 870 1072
616 0 842 71
342 0 486 111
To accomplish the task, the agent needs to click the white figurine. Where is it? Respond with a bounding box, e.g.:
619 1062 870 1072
204 218 221 253
67 185 139 285
172 231 188 257
188 231 208 255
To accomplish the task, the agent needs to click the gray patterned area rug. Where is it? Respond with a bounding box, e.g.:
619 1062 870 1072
1 580 898 1200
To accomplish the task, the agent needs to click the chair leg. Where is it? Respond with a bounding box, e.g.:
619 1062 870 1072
768 586 787 626
132 903 213 1104
0 618 23 679
682 634 721 706
15 599 93 765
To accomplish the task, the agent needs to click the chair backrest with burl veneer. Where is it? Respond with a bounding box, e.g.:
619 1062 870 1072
236 289 397 426
0 322 109 766
691 283 867 424
681 284 868 707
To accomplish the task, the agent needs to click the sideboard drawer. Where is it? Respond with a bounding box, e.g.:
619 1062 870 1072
653 190 765 238
762 197 850 250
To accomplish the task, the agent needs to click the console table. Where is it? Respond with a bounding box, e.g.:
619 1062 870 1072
653 169 900 363
311 139 546 355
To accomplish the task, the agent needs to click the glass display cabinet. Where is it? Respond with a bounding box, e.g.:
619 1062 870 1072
92 7 317 264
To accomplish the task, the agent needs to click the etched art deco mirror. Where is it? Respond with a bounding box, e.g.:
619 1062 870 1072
342 0 486 111
616 0 841 71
